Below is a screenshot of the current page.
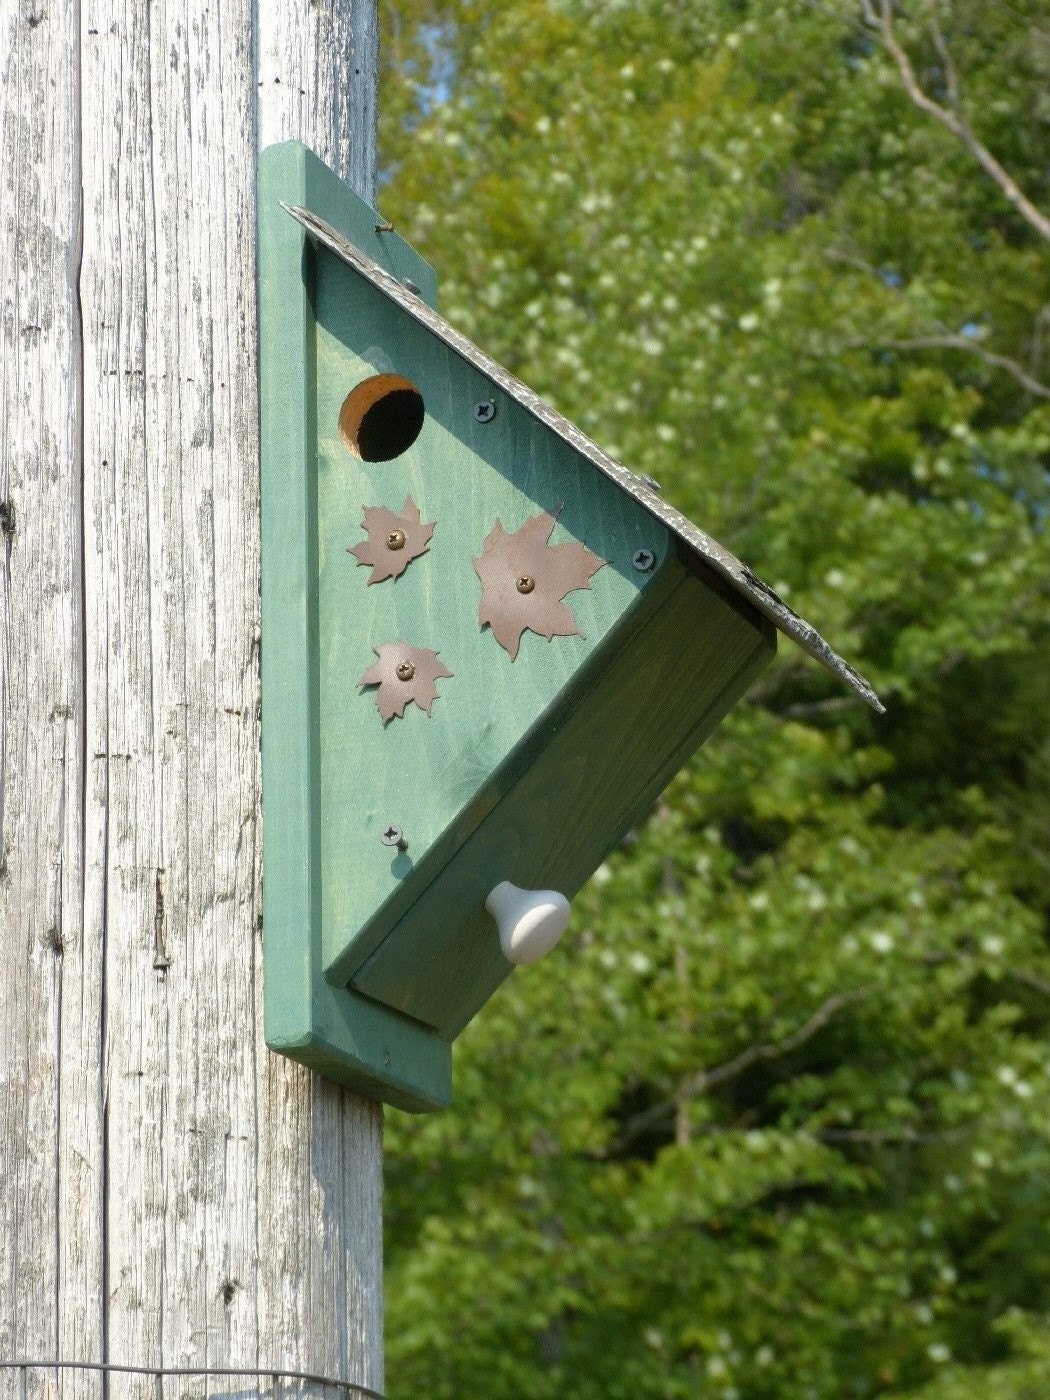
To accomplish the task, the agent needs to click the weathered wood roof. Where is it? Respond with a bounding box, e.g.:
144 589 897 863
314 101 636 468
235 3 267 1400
285 203 884 714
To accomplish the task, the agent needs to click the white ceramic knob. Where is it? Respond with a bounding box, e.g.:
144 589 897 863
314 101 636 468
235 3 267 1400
485 881 571 965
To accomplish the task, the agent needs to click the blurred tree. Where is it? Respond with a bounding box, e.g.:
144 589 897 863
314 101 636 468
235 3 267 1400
376 2 1050 1395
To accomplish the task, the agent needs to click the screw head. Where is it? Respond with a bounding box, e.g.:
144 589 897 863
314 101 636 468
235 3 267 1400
396 660 416 681
380 825 405 848
516 574 536 594
403 277 421 295
632 548 656 572
386 528 406 551
473 399 496 424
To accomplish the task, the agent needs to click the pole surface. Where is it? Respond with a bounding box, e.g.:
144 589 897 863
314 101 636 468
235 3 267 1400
0 3 383 1396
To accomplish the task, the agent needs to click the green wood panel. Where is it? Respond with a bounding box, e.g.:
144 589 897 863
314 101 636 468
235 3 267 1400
283 982 453 1112
260 139 776 1108
260 141 452 1110
259 144 318 1068
312 255 669 988
351 553 777 1038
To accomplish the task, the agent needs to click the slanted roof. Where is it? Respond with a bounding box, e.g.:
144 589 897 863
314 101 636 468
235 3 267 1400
285 203 883 714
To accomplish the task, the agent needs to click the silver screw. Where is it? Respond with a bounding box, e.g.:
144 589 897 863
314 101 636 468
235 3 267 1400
473 400 496 424
380 825 408 852
403 278 421 296
632 548 656 572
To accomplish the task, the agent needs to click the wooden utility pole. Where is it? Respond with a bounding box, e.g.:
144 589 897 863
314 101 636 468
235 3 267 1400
1 4 383 1397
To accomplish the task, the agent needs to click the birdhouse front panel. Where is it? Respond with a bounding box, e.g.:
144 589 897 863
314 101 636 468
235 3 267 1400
258 141 881 1112
311 256 669 992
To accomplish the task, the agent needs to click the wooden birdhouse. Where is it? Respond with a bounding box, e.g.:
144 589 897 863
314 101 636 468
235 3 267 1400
257 142 882 1111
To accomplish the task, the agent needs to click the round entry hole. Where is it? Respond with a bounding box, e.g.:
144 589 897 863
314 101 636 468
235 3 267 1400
339 373 425 462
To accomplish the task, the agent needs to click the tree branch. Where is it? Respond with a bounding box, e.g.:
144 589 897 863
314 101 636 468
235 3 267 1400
687 986 874 1097
1006 967 1050 997
929 17 960 111
860 0 1050 242
843 333 1050 399
604 987 875 1157
780 696 867 721
821 250 1050 397
745 657 811 706
812 1125 972 1145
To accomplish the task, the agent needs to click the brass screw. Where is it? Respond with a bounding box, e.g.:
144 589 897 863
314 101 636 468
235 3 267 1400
386 529 406 551
516 575 535 594
396 661 416 681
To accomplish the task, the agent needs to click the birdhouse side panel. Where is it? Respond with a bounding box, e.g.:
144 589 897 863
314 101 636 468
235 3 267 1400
351 553 777 1037
260 141 452 1110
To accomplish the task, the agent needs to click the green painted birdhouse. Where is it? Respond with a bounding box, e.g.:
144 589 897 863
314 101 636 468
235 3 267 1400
257 141 881 1112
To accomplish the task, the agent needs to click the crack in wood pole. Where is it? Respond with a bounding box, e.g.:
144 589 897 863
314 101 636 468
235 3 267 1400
153 869 170 972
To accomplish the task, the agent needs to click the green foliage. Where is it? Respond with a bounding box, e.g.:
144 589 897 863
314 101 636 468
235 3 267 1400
378 1 1050 1394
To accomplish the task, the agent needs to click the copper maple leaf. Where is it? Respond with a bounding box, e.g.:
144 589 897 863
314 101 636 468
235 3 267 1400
473 509 606 660
348 496 435 584
358 641 453 723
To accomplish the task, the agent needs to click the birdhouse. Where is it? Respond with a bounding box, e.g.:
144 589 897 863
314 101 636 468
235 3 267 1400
257 142 881 1112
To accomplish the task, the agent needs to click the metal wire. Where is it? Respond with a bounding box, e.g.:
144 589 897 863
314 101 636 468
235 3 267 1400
0 1363 384 1400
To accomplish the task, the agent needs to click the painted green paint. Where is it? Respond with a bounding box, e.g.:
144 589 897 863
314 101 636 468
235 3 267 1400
313 257 667 990
259 141 451 1110
352 551 775 1037
259 141 777 1110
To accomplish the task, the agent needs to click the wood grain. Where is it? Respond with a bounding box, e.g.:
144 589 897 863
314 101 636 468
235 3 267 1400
1 3 383 1397
0 7 91 1399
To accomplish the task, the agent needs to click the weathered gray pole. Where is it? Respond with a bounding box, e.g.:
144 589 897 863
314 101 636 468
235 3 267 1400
0 3 383 1396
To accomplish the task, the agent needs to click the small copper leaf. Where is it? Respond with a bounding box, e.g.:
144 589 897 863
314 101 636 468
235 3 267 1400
348 496 435 584
473 508 606 660
358 641 453 723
